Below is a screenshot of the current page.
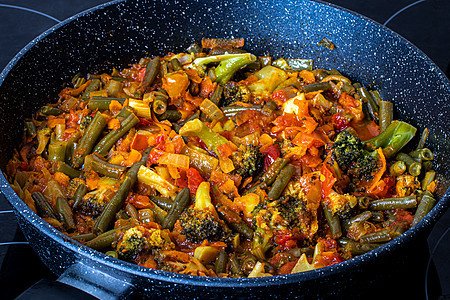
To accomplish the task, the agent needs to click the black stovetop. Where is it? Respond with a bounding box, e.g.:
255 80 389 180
0 0 449 299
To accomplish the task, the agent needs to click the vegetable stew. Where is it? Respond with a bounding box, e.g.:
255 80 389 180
7 38 438 277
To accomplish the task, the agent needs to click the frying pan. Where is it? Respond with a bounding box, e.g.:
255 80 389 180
0 0 449 298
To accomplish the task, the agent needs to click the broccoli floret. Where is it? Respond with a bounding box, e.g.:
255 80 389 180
179 208 227 243
116 225 175 262
222 81 252 107
252 194 314 257
76 187 114 217
231 144 264 179
189 53 256 83
332 130 377 180
179 182 232 243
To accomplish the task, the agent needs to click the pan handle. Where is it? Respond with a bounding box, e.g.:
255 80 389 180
16 262 135 299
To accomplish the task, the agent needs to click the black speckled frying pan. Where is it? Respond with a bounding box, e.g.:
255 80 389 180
0 0 449 298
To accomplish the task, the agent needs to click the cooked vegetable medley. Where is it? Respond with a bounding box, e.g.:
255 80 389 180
7 38 438 277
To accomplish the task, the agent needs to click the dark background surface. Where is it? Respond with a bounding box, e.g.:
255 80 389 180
0 0 448 299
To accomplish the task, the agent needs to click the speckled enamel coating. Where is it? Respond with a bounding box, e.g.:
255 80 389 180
0 0 448 298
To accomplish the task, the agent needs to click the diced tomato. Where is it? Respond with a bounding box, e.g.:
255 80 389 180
271 90 287 103
175 169 189 189
331 113 350 131
131 133 149 151
274 234 296 248
147 148 165 166
187 168 204 195
317 252 344 267
261 144 280 171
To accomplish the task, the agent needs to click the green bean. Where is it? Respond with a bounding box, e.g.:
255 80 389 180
111 76 126 82
341 82 356 95
359 230 391 243
56 196 76 231
71 233 96 242
125 203 139 220
343 211 372 231
357 196 371 210
353 82 362 89
215 250 228 274
94 148 150 233
409 148 434 161
88 97 126 111
72 72 85 88
337 237 352 247
412 194 436 226
41 106 66 116
370 211 384 222
221 105 262 117
48 141 67 161
116 210 129 220
171 58 182 71
210 84 224 106
344 240 381 255
147 200 168 224
389 160 407 176
357 87 378 121
422 160 433 171
72 111 107 168
416 128 430 150
245 158 288 195
91 154 126 179
395 152 421 176
162 187 190 230
313 69 330 81
369 90 382 106
81 78 101 101
217 206 254 240
369 196 417 210
32 192 58 220
106 80 123 97
149 196 174 211
72 183 88 209
230 254 242 275
322 204 342 238
134 57 161 98
65 131 81 166
117 106 133 119
153 89 169 115
285 58 313 71
86 225 132 250
156 110 182 123
379 100 393 132
389 224 406 239
93 112 139 156
301 82 331 93
186 43 202 53
421 170 436 191
268 164 296 200
53 162 82 179
25 121 37 136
